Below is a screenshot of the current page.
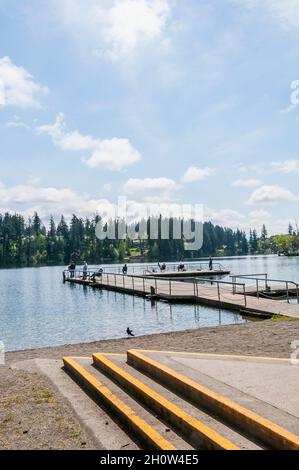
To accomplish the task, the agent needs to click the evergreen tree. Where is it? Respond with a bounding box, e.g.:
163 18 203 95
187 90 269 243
0 211 274 268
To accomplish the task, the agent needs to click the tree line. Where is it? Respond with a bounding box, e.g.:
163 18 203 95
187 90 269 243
0 212 287 269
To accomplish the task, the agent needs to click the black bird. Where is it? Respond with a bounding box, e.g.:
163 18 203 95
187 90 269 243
126 327 135 337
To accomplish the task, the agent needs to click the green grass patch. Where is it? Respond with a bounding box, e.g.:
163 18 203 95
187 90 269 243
267 314 299 322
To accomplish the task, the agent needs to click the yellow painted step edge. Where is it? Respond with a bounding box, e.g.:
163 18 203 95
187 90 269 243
127 349 299 451
131 350 290 362
92 353 240 451
63 357 176 451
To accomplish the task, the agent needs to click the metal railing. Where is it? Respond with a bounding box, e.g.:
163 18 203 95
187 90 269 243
231 274 299 304
142 261 227 275
63 261 229 278
63 269 247 306
63 269 96 281
194 277 247 306
67 261 227 275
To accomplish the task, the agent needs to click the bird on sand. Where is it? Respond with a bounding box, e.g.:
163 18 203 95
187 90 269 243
126 327 135 337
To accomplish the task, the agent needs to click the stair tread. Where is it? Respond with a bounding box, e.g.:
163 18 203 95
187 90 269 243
72 357 193 450
94 354 262 450
137 351 299 436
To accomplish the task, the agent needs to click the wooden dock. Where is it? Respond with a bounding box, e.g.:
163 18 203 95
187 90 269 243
65 273 299 320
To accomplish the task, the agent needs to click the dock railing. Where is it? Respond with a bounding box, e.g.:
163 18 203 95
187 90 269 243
63 261 228 278
231 274 299 304
63 269 96 282
66 261 227 275
142 261 227 274
194 277 247 307
63 270 247 306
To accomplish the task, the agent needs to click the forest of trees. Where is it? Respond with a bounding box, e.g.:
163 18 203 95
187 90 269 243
0 211 292 269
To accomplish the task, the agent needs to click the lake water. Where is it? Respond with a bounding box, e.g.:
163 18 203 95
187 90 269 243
1 255 298 352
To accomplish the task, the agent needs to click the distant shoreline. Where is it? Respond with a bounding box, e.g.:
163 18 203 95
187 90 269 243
0 253 280 271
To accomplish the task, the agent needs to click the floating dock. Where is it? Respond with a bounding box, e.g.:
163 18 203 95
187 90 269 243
143 269 230 278
64 271 299 320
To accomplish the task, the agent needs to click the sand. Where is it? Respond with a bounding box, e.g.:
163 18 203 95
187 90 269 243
6 318 299 365
1 319 299 449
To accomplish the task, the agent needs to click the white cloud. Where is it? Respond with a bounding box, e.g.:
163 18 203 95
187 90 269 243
37 113 94 151
37 113 141 171
53 0 172 61
0 183 79 205
271 160 299 174
0 56 48 108
205 207 245 228
0 181 188 224
182 166 214 183
247 185 299 204
232 178 261 188
142 194 179 204
124 177 180 194
84 138 141 171
0 181 117 220
0 180 290 235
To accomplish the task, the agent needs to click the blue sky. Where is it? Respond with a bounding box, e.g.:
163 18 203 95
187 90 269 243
1 0 299 234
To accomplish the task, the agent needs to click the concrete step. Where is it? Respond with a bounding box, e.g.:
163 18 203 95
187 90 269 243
127 350 299 450
93 353 263 450
92 353 242 450
63 356 190 450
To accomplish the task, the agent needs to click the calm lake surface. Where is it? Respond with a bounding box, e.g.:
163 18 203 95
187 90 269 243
1 255 298 352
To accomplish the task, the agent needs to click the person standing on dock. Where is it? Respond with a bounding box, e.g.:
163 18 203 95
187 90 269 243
209 256 213 271
68 262 76 278
82 261 88 280
122 264 128 275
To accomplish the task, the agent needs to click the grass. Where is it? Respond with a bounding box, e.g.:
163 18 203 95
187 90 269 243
267 314 299 322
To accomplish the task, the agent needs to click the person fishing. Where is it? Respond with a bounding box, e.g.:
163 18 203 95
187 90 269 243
91 267 103 281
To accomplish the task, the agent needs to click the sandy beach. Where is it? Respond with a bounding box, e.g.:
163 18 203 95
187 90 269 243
6 317 299 364
1 319 299 450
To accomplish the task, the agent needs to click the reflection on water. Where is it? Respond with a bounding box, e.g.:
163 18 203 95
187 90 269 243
0 265 246 352
1 255 298 352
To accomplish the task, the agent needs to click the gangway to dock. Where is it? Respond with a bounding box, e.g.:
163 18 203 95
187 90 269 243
230 274 299 304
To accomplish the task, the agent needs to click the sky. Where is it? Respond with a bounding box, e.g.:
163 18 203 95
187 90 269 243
1 0 299 235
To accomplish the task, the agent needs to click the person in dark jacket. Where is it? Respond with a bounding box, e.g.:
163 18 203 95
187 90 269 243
68 262 76 278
